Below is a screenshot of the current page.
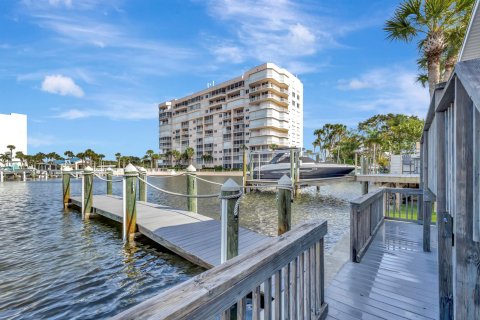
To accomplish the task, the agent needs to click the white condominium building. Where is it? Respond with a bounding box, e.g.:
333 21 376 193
158 63 303 168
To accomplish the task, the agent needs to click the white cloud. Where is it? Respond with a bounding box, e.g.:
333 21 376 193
41 74 85 97
204 0 339 73
335 67 430 116
48 0 72 7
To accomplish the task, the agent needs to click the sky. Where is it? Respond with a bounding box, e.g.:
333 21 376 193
0 0 430 159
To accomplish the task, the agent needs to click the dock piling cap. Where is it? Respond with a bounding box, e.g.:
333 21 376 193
278 174 292 186
186 164 196 172
139 167 147 173
63 166 73 172
221 178 240 192
84 166 93 173
124 163 138 174
106 167 113 172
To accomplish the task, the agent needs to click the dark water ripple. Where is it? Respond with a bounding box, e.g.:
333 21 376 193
0 180 203 320
1 176 362 319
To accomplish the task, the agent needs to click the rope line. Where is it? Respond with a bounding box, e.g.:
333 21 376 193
93 173 123 182
186 174 224 186
147 172 188 179
138 176 220 198
218 191 243 217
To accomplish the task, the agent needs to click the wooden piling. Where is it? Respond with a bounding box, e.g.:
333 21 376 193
361 157 368 195
123 164 138 242
0 170 3 182
423 198 432 252
82 166 93 220
242 147 247 189
277 175 292 235
22 171 26 182
186 165 197 213
138 167 147 202
295 150 300 197
220 179 241 263
62 167 72 209
106 168 113 195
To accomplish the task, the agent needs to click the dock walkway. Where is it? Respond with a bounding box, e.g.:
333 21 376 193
326 220 438 320
70 195 268 269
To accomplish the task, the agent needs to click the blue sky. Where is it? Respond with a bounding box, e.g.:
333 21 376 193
0 0 429 159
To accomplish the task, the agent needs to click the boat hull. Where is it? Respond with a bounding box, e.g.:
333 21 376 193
252 165 354 180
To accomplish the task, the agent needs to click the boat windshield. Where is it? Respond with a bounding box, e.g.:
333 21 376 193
269 152 290 164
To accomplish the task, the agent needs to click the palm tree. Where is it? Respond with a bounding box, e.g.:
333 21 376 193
115 152 121 168
97 154 105 169
183 147 195 165
76 152 86 167
202 154 213 165
15 151 25 168
0 153 9 166
171 150 181 166
6 145 15 165
152 153 160 169
64 150 74 159
384 0 475 96
269 144 278 151
145 149 155 169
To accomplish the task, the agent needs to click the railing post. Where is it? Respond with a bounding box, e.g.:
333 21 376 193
350 203 359 262
138 167 147 202
106 168 113 195
123 164 138 242
0 170 3 182
277 175 292 235
242 147 247 189
62 166 72 209
220 178 241 263
186 165 197 213
423 197 431 252
295 149 300 197
82 166 93 220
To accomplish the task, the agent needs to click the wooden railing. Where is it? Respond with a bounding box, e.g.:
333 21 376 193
351 187 429 262
350 189 384 263
113 220 328 320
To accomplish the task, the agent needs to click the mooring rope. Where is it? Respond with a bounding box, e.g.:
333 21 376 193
137 176 220 198
93 173 123 182
185 174 224 186
218 191 243 217
147 172 188 179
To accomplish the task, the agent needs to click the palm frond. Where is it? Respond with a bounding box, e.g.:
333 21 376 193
416 73 429 88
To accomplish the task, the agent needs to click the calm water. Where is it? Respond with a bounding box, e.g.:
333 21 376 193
0 176 363 319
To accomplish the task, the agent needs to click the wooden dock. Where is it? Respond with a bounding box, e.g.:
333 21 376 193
69 195 269 269
326 220 438 320
355 173 420 184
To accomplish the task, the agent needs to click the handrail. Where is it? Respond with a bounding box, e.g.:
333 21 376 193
112 220 328 320
351 187 428 262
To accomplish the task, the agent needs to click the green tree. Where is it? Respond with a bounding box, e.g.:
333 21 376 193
146 149 155 169
64 150 75 159
183 147 195 165
6 145 15 165
385 0 475 96
171 150 182 166
15 151 25 168
115 152 122 168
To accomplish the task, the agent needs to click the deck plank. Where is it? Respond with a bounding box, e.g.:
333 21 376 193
70 195 269 269
326 220 439 320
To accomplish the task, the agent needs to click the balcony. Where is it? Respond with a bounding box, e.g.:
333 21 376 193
249 83 289 98
204 119 214 125
249 94 288 108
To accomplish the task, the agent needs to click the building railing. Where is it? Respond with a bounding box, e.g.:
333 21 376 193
112 220 328 320
350 187 430 263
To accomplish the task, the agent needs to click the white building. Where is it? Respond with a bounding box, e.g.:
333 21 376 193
158 63 303 168
0 113 28 166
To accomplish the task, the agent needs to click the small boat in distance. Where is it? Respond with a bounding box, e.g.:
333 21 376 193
252 151 355 180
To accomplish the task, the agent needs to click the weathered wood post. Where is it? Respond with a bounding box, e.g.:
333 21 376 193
422 130 430 252
360 156 368 195
106 168 113 195
62 166 72 209
290 148 295 182
277 175 292 235
186 165 197 213
220 178 241 263
242 147 247 189
295 149 300 196
123 164 138 242
138 167 147 202
436 110 453 319
82 166 93 220
0 170 3 182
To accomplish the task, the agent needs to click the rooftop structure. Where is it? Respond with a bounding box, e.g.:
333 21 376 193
158 63 303 168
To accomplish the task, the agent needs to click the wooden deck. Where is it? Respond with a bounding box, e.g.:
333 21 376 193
355 173 420 184
69 195 269 269
326 220 438 320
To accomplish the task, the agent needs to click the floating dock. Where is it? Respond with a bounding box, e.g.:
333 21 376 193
69 195 269 269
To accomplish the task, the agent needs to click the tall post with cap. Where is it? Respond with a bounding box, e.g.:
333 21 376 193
220 178 241 263
82 166 93 219
62 166 72 209
106 168 113 195
277 174 292 235
123 164 138 242
186 165 197 213
138 167 147 202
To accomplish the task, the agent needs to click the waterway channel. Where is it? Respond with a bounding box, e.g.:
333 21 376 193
0 176 362 319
